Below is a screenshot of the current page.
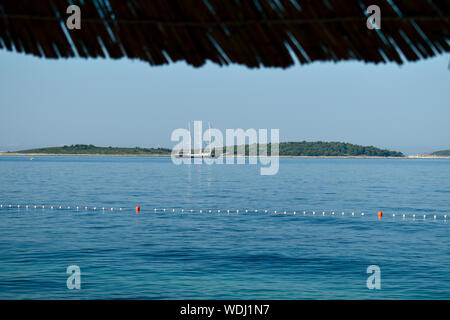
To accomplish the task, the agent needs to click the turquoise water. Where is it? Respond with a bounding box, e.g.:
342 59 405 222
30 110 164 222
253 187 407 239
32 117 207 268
0 156 449 299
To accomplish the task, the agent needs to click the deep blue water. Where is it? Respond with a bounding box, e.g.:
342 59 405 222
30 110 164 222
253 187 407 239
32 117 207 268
0 156 449 299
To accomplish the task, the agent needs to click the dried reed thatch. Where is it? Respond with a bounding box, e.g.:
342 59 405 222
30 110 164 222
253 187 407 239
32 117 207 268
0 0 449 68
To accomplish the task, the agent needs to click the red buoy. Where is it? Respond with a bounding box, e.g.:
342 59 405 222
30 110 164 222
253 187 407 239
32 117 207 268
136 206 140 213
378 210 383 219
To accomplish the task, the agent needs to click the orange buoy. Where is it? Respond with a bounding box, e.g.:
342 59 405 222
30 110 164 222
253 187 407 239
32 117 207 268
378 210 383 219
136 206 140 213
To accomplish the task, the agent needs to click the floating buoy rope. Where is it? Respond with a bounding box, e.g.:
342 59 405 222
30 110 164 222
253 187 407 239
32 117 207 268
0 203 447 222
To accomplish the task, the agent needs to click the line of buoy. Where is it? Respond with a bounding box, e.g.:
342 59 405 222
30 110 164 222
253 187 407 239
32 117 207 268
0 204 124 212
0 204 447 221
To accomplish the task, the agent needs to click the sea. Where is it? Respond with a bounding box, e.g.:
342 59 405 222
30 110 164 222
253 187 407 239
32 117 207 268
0 156 449 299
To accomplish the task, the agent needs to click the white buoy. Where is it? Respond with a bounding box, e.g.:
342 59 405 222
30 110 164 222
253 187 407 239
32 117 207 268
434 215 437 219
50 206 53 209
255 210 258 213
218 210 221 213
265 210 268 213
111 208 113 211
293 211 296 215
313 211 316 215
352 212 355 216
361 212 365 216
303 211 306 215
119 208 122 211
341 212 344 215
245 209 248 213
236 210 239 213
199 210 202 213
393 213 395 217
173 209 175 212
274 210 277 214
332 212 335 215
323 212 325 216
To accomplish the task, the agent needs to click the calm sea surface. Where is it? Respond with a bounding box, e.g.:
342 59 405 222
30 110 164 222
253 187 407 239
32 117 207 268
0 156 449 299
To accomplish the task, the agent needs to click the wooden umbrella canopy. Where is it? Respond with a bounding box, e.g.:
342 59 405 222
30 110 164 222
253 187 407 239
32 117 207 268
0 0 449 68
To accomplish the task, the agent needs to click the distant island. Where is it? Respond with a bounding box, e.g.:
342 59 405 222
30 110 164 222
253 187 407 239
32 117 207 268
9 144 171 155
411 150 450 158
421 150 450 157
2 142 405 157
218 141 404 157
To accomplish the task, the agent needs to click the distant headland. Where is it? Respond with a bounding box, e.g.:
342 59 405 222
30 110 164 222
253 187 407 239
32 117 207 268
409 150 450 159
0 142 406 158
2 144 171 156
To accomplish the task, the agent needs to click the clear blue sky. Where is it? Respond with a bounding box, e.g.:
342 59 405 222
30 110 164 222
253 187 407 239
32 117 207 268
0 51 448 155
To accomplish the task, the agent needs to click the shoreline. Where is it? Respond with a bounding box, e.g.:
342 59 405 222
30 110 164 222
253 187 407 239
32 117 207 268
1 152 450 159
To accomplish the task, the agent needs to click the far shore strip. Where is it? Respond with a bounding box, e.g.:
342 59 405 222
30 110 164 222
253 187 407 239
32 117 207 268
1 152 449 159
